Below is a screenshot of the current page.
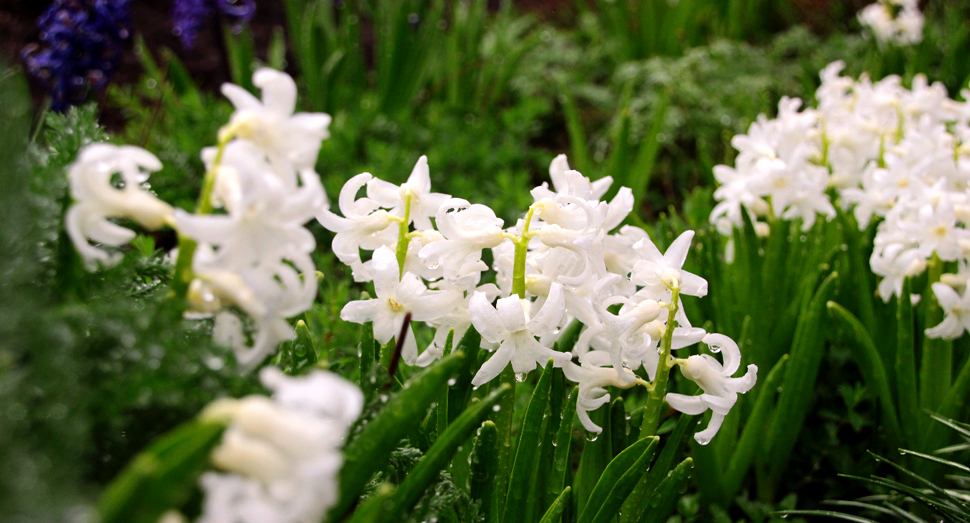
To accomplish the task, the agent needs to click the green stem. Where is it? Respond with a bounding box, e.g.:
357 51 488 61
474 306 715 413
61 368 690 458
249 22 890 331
171 136 231 300
395 190 413 277
640 286 681 439
511 205 538 299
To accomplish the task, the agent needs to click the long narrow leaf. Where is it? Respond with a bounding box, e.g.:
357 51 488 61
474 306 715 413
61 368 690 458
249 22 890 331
539 487 572 523
329 351 467 521
384 385 511 520
503 360 555 523
827 301 902 446
638 458 694 523
579 436 660 523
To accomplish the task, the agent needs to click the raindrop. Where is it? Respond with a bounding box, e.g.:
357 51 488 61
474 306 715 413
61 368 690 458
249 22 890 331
586 432 599 442
492 405 501 412
379 394 389 403
447 378 457 386
514 373 525 382
145 79 157 89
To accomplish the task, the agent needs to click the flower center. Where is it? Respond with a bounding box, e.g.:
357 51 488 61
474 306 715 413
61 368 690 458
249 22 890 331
388 298 404 312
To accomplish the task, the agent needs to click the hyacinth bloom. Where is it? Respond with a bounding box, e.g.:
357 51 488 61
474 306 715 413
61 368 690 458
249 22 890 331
631 231 709 297
221 69 332 175
926 282 970 340
469 283 572 386
562 352 644 433
366 155 450 231
66 144 173 267
340 247 463 365
667 334 758 444
22 0 132 112
317 172 398 281
198 368 362 523
858 0 924 47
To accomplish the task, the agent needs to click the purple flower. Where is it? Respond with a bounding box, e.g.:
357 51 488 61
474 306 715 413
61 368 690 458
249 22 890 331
171 0 256 50
21 0 132 112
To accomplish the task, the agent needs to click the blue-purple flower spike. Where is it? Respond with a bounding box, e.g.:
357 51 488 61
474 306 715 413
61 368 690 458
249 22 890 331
171 0 256 50
22 0 132 112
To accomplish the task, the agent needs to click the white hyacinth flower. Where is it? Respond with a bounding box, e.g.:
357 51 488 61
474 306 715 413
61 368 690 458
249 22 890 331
666 334 758 445
562 351 645 433
66 144 174 267
365 155 450 231
221 68 332 173
630 231 709 296
340 246 462 365
925 282 970 340
198 368 362 523
317 172 398 281
469 282 572 386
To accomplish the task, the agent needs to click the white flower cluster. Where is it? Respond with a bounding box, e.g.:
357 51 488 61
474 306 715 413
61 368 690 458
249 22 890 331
857 0 924 48
65 69 332 368
325 155 757 443
712 61 970 339
198 368 363 523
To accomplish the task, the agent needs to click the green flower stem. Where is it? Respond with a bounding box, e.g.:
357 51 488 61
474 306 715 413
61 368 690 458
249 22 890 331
171 135 231 301
395 190 414 278
640 285 681 439
511 204 538 299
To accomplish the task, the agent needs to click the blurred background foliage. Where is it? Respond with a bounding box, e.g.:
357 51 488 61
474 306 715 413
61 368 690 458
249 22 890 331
3 0 970 522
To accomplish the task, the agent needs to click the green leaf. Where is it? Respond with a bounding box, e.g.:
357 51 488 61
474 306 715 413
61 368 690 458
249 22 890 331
503 360 555 523
762 271 839 498
578 436 659 523
469 421 499 519
896 278 920 448
575 403 613 517
345 483 396 523
548 387 578 508
383 385 511 520
639 458 694 523
433 329 456 443
773 510 879 523
98 421 226 523
621 415 696 523
826 301 902 446
358 322 378 401
723 355 789 499
490 365 516 523
329 350 467 521
449 327 482 424
539 487 572 523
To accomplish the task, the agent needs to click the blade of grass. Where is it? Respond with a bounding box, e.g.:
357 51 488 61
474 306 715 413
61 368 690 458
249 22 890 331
578 436 659 523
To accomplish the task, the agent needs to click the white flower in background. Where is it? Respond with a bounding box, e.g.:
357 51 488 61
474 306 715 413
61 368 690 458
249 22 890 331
221 68 332 174
925 282 970 339
317 172 398 281
469 283 572 386
858 0 924 48
65 144 174 267
666 334 758 445
340 246 462 365
198 368 362 523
